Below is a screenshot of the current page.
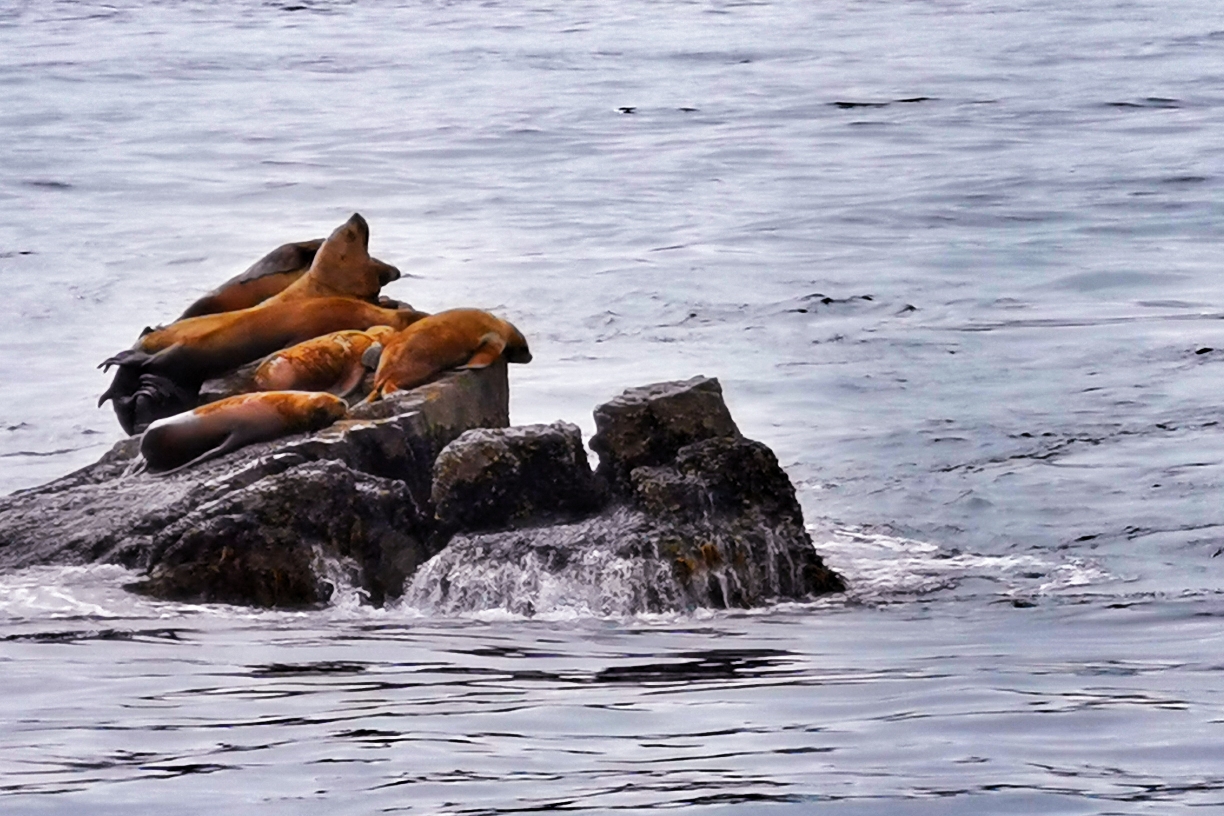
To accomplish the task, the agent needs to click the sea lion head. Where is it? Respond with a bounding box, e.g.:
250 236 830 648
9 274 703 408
314 213 370 267
301 392 350 426
503 320 533 364
340 212 369 248
303 213 379 300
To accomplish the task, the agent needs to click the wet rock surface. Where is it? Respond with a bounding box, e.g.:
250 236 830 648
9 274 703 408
432 422 605 535
0 371 843 611
590 375 740 492
129 460 432 608
406 377 844 615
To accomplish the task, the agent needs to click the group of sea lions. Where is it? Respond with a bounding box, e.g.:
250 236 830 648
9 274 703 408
99 213 531 475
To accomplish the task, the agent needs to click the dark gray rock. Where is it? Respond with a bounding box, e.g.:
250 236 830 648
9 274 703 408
405 490 842 617
0 368 844 613
129 461 433 607
403 380 843 616
431 422 605 535
198 359 261 404
631 436 804 527
0 363 510 604
590 376 740 493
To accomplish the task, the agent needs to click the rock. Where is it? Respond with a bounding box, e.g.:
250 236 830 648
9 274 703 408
402 381 843 616
589 376 740 492
630 436 804 526
404 508 683 617
198 359 261 404
432 422 605 535
0 368 844 613
0 363 510 591
129 461 433 607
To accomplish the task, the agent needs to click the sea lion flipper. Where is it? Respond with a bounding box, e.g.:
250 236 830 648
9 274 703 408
360 343 384 370
99 348 155 371
152 431 242 477
460 333 507 370
331 364 368 399
239 239 325 282
364 381 398 403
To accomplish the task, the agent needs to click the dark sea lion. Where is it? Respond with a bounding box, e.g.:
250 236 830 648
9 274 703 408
177 238 323 320
270 213 399 304
140 391 348 474
366 308 531 401
253 325 398 396
97 369 200 436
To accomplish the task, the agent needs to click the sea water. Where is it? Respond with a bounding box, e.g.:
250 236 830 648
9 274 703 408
1 1 1223 812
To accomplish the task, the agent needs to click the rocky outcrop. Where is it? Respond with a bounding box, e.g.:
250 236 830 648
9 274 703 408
402 377 844 616
0 370 844 612
590 376 740 491
129 460 431 607
431 421 606 535
0 363 510 606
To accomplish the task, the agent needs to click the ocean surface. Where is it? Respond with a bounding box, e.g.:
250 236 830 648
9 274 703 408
2 0 1224 812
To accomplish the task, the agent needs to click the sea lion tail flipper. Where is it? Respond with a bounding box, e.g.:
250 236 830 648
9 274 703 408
121 456 148 479
360 343 383 370
99 348 154 372
460 333 507 370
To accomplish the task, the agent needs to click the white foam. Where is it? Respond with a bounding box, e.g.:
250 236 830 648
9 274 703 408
811 525 1112 604
0 564 153 621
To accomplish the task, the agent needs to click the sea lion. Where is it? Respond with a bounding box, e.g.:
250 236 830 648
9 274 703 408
253 325 398 396
177 238 323 320
366 308 531 401
103 298 427 387
100 215 408 436
100 299 427 434
176 215 403 320
269 213 399 305
140 391 348 474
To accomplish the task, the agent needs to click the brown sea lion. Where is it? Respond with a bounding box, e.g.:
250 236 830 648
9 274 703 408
366 308 531 401
102 298 427 386
269 213 399 305
140 391 348 474
176 215 403 320
177 238 323 320
253 325 398 396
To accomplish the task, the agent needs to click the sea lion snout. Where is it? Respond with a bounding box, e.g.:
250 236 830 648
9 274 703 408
312 398 349 425
371 258 401 286
504 324 532 363
505 345 532 364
